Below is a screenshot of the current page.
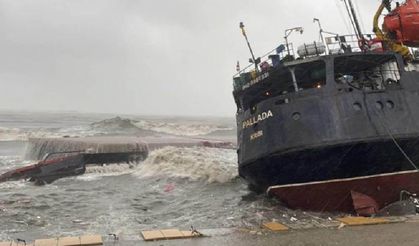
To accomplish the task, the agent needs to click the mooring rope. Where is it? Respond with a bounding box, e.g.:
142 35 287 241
375 109 419 170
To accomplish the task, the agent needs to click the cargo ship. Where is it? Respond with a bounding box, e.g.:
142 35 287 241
233 0 419 213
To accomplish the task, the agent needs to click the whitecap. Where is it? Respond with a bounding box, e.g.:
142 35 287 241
133 146 238 183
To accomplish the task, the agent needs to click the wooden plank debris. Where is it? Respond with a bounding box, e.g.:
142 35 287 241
337 216 389 226
0 242 19 246
79 235 102 246
262 222 289 231
34 238 58 246
141 231 166 241
160 229 184 239
141 229 203 241
58 236 81 246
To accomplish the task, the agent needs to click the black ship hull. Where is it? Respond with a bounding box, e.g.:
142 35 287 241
233 53 419 194
239 137 419 192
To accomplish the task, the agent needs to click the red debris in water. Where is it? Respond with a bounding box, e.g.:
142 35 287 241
164 183 175 192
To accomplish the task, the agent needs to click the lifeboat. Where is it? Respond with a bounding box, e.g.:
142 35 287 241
383 0 419 47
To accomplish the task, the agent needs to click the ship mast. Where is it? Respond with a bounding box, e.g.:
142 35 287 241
347 0 364 39
239 22 259 72
343 0 367 49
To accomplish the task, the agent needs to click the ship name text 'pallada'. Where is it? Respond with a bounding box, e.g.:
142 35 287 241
242 110 273 129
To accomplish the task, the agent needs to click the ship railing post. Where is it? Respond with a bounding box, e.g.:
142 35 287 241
289 67 299 92
285 35 290 57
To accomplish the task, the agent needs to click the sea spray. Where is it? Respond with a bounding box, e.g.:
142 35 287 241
85 164 133 174
38 146 238 183
90 116 234 136
0 126 99 142
134 146 238 183
0 116 234 142
0 127 27 141
133 120 233 136
77 163 135 180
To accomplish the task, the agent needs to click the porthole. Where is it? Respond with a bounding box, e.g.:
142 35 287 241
386 100 394 109
250 106 257 114
353 102 362 111
376 101 383 110
292 112 301 120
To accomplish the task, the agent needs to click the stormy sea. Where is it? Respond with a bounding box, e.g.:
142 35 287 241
0 111 334 240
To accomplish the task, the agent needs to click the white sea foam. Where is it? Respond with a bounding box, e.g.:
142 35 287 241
0 127 27 141
134 146 238 183
0 156 33 171
0 126 101 142
85 164 134 175
133 120 233 136
0 180 28 190
90 116 233 136
75 146 238 183
0 117 234 142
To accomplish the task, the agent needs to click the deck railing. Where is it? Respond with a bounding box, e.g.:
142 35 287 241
232 34 407 92
324 34 381 54
233 43 294 90
233 43 295 77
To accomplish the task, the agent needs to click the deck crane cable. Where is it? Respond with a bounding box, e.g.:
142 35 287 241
374 109 419 170
340 55 417 169
335 0 353 34
384 124 418 170
353 0 367 35
342 0 360 39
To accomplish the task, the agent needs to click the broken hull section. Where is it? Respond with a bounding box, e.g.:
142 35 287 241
0 136 235 184
0 155 86 184
267 170 419 213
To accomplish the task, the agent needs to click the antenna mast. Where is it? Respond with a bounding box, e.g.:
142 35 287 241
239 22 259 72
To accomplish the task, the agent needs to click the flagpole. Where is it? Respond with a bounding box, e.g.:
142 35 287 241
240 22 259 72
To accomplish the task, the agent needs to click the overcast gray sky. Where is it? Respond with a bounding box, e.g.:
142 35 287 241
0 0 379 116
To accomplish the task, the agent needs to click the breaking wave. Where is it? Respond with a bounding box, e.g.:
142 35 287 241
0 116 234 142
90 116 233 136
132 120 233 136
75 166 132 181
0 127 27 141
85 163 133 174
65 147 238 183
134 146 238 183
0 126 101 142
0 156 33 173
89 116 143 134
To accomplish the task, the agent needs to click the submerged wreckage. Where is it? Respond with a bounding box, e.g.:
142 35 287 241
0 136 234 184
0 137 148 184
233 0 419 215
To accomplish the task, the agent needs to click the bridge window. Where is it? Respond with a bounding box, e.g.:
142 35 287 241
238 67 294 111
293 60 326 90
236 60 326 111
334 54 401 90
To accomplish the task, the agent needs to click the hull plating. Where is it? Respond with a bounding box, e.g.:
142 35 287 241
239 137 419 191
267 170 419 212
